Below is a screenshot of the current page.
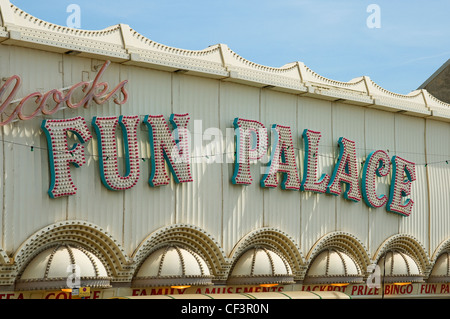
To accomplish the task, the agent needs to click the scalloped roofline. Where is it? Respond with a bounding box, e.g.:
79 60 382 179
1 0 450 122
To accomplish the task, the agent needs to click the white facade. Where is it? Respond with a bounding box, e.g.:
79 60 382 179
0 0 449 299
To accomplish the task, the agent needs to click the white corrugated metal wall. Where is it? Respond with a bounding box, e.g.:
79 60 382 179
363 108 398 254
425 119 450 254
0 44 447 270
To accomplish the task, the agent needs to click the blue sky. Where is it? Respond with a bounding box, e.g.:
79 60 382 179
9 0 450 95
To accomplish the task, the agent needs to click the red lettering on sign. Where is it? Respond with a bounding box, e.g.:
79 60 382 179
420 284 436 294
151 288 163 295
132 289 140 296
440 284 449 294
384 284 413 295
357 285 364 295
54 292 69 299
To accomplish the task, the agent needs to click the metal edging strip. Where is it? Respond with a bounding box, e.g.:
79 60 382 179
309 292 322 299
279 292 292 299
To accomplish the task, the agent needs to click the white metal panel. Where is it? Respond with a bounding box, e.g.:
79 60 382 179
219 82 264 256
394 115 428 250
172 74 223 242
261 90 301 245
425 119 450 255
60 57 125 246
332 102 369 247
364 108 399 256
297 97 336 257
0 44 8 252
2 47 66 253
61 56 124 118
120 65 175 253
120 65 173 116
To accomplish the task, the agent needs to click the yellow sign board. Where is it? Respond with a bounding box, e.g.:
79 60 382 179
72 287 91 298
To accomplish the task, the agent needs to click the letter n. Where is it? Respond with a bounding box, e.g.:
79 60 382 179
143 114 193 186
41 117 92 198
92 116 140 191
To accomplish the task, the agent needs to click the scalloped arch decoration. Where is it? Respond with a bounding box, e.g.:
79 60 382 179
0 248 14 287
229 227 305 280
132 224 229 280
373 234 431 276
431 238 450 263
0 248 10 265
13 221 132 282
306 231 370 275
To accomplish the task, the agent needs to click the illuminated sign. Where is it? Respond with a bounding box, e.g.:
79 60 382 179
40 114 416 217
92 116 141 191
0 60 416 216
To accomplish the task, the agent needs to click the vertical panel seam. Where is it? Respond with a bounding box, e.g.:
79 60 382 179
259 87 264 227
1 124 5 251
218 81 224 250
424 119 431 254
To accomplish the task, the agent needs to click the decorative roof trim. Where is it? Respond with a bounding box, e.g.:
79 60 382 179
229 227 305 280
428 251 450 283
227 275 295 286
132 276 213 288
13 220 133 282
373 234 431 276
431 238 450 263
303 248 364 285
132 244 214 288
0 0 449 121
306 231 370 276
132 224 228 280
16 243 112 291
303 275 364 285
377 250 425 283
15 277 112 291
227 246 295 285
